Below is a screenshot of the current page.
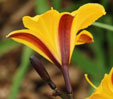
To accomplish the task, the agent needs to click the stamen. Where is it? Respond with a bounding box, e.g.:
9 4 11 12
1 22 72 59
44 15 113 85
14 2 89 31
85 74 97 89
51 7 53 10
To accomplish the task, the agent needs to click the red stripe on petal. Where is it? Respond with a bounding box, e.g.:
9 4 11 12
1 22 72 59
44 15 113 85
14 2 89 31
77 34 93 43
58 14 74 65
9 33 61 68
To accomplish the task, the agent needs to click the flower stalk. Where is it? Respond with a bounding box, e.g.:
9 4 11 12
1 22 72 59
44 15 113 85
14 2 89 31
62 65 73 99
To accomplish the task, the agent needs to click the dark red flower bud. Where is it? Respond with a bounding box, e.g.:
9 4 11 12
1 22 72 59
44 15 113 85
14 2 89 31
30 56 65 98
30 56 57 90
30 55 50 82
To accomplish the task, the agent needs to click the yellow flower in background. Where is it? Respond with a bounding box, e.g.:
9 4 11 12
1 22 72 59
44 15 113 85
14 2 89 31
7 3 106 68
85 68 113 99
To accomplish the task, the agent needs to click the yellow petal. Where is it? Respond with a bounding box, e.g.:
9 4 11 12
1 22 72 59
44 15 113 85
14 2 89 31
32 15 40 21
75 30 94 45
73 3 106 30
70 3 105 59
71 10 78 16
22 10 62 64
99 68 113 95
89 93 113 99
7 29 61 67
107 68 113 93
7 29 50 60
101 74 113 95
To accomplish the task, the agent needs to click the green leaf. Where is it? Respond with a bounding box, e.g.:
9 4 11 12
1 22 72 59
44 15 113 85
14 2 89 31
104 15 113 70
71 49 101 76
35 0 49 14
59 0 90 12
93 22 113 32
52 0 61 10
101 0 110 9
8 47 33 99
90 38 106 74
0 39 19 56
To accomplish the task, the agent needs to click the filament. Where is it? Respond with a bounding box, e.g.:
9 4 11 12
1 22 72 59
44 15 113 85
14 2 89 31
85 74 97 89
51 7 53 10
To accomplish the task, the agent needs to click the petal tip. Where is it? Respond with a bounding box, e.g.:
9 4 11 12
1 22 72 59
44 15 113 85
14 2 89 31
6 35 9 38
6 34 11 38
103 11 106 15
22 16 31 23
96 3 106 15
110 67 113 73
90 39 94 43
75 30 94 45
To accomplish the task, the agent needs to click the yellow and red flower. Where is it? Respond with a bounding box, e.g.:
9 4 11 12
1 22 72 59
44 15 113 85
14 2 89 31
86 68 113 99
7 3 106 68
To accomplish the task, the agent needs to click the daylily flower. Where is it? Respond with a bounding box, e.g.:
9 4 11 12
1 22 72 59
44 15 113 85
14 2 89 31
7 3 106 96
85 68 113 99
7 3 106 68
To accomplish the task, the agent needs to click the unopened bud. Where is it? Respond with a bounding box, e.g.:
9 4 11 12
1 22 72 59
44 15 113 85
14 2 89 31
30 55 50 82
30 56 57 90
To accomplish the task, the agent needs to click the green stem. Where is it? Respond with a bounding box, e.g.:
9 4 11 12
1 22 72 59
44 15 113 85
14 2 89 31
54 88 65 99
8 47 33 99
93 22 113 31
68 94 73 99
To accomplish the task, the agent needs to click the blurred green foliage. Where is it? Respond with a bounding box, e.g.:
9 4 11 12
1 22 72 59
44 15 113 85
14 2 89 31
9 47 33 99
0 39 19 56
0 0 112 98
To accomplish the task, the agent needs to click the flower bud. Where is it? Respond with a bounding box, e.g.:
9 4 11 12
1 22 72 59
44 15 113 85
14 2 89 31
30 55 58 90
30 55 50 82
